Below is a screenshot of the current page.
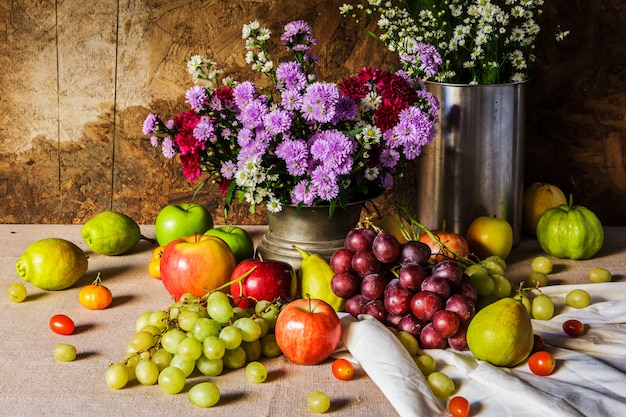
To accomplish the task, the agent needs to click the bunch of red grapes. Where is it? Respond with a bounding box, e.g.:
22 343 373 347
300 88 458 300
330 227 477 350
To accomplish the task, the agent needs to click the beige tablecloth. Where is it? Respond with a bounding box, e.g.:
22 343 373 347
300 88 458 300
0 225 625 416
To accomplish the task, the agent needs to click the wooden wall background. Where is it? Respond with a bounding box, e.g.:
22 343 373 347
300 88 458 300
0 0 624 227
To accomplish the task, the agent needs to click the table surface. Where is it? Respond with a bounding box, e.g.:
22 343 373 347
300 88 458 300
0 224 624 417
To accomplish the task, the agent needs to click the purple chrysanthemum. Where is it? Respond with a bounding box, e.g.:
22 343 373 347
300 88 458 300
233 81 257 108
276 61 307 91
310 130 355 174
291 179 315 206
238 99 268 129
161 138 176 158
142 114 158 135
301 82 339 123
193 116 215 142
185 85 207 112
276 138 309 176
281 89 303 111
310 164 339 201
263 108 292 135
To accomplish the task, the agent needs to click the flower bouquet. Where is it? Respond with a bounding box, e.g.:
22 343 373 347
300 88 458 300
143 20 440 217
341 0 569 84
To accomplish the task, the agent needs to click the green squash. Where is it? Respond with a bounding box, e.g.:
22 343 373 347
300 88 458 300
536 200 604 260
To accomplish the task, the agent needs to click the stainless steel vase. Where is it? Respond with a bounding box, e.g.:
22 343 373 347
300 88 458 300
255 202 365 272
414 81 527 244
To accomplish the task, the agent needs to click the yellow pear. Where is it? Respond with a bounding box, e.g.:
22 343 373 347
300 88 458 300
466 297 534 367
522 182 567 236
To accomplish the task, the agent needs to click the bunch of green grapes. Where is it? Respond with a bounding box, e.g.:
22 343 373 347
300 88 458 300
463 255 513 308
105 291 281 406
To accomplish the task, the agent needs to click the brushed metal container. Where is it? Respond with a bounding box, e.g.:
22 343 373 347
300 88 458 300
415 81 527 244
256 201 365 272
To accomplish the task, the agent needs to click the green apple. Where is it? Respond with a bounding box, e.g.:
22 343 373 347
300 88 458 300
155 203 214 246
204 225 254 263
465 216 513 260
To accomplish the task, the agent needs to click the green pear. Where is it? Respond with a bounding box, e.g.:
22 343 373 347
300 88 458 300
466 297 534 367
82 211 141 255
16 238 88 290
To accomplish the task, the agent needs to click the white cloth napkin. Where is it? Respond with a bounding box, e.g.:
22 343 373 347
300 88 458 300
336 282 626 417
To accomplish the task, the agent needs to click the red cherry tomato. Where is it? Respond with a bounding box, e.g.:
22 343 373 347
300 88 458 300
331 358 355 381
528 351 556 376
448 396 471 417
563 319 585 338
50 314 75 335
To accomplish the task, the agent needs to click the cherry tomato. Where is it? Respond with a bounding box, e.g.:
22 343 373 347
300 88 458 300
148 246 164 279
331 358 355 381
50 314 75 335
448 396 471 417
528 351 556 376
563 319 585 338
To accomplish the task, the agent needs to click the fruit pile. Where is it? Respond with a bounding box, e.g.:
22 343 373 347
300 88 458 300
106 290 284 405
329 226 477 350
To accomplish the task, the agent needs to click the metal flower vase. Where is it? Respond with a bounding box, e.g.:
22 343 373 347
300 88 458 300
414 81 527 244
255 202 365 272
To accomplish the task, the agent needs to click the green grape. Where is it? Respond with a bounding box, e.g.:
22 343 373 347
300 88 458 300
149 310 169 330
105 363 130 390
151 348 173 371
219 325 243 350
512 292 531 314
396 331 419 356
207 297 234 324
414 354 436 376
245 361 268 383
177 336 203 361
191 318 222 342
254 316 270 338
161 328 187 354
135 359 159 385
531 256 553 274
158 366 186 394
196 355 224 376
469 271 495 296
588 267 612 283
479 256 506 275
531 294 555 320
232 306 250 320
307 391 331 414
130 330 156 352
234 317 262 342
53 343 76 362
255 301 280 329
179 292 198 303
566 289 591 308
188 381 220 408
135 311 153 332
7 282 27 303
242 340 263 362
463 263 488 277
170 354 196 377
260 334 282 358
526 271 549 288
203 335 226 360
178 310 201 332
427 371 455 398
222 346 247 370
490 274 513 298
140 324 162 336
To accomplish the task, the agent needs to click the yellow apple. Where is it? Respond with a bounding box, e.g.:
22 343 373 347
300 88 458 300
465 216 513 260
522 182 567 236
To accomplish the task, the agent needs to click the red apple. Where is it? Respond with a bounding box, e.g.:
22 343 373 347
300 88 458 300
160 234 236 301
419 230 469 263
229 258 297 309
155 203 214 246
274 298 342 366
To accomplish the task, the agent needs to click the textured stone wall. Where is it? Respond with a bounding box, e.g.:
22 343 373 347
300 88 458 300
0 0 624 227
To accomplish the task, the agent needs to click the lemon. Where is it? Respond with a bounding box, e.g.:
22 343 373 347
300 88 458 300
82 211 141 255
16 238 88 290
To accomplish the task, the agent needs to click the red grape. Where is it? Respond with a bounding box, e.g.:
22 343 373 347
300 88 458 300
447 321 468 351
532 334 545 352
445 294 475 322
397 314 426 338
563 319 585 338
399 240 431 266
455 280 478 302
421 276 451 299
351 249 381 276
398 264 428 291
410 291 443 321
385 313 404 329
362 299 387 323
383 285 413 316
420 323 447 349
372 232 401 263
330 248 354 273
431 260 463 284
345 294 368 317
331 271 361 298
345 227 376 252
431 309 461 338
361 273 387 300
